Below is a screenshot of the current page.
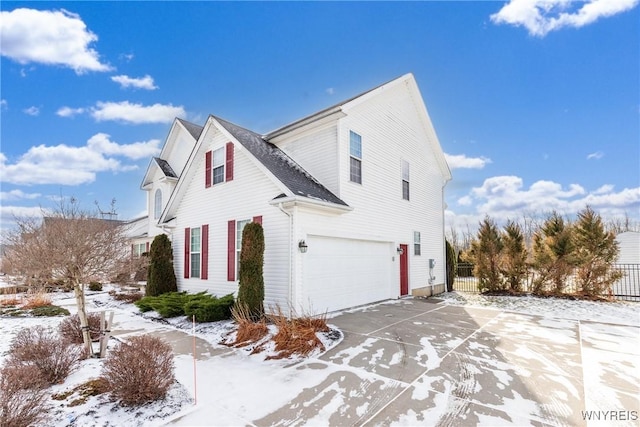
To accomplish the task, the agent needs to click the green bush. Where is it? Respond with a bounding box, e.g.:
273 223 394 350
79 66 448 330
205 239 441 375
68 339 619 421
136 292 234 322
237 222 265 319
88 281 103 291
445 240 456 292
184 293 234 322
146 234 177 297
30 305 70 317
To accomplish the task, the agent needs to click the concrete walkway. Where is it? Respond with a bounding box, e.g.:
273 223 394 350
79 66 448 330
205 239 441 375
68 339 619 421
164 298 639 426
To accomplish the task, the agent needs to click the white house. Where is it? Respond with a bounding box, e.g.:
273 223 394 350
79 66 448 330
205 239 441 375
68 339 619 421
139 73 452 313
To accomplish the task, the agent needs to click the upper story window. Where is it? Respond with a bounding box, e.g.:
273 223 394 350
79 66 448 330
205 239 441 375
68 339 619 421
402 160 410 201
154 189 162 219
414 231 421 256
212 147 225 185
205 142 234 188
349 131 362 184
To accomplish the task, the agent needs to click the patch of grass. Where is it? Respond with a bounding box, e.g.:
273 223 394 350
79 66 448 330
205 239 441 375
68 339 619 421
0 295 22 306
52 378 110 407
22 291 52 309
228 303 269 348
266 306 329 360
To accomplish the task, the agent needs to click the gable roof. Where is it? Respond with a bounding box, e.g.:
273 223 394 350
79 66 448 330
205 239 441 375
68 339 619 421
214 116 348 206
154 157 177 178
177 118 203 140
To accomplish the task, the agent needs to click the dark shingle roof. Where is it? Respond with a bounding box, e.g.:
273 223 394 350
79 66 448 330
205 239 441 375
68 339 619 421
177 118 203 140
154 157 177 178
214 116 348 207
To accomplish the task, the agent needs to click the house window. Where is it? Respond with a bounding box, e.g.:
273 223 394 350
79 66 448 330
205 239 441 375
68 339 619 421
190 227 201 278
154 189 162 219
212 147 225 185
133 243 146 257
235 219 251 278
349 131 362 184
414 231 421 256
402 160 410 201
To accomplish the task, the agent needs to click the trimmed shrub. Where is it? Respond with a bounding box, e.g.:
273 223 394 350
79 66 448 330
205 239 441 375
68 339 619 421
59 312 104 343
30 305 70 317
146 234 177 297
102 335 175 406
136 292 189 317
88 281 103 291
237 222 265 319
0 363 49 427
112 291 143 303
445 240 456 292
184 293 235 322
7 326 85 385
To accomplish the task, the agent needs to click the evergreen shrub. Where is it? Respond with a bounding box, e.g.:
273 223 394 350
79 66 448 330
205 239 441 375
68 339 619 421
146 234 177 297
184 293 234 322
237 222 265 319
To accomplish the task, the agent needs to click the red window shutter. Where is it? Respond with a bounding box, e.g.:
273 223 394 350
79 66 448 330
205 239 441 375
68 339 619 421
252 215 262 225
184 228 190 279
227 220 235 281
145 242 150 253
205 151 212 188
225 142 234 181
131 244 134 258
201 224 209 280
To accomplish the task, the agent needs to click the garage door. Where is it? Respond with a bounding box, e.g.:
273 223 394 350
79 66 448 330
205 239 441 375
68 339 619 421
303 236 394 313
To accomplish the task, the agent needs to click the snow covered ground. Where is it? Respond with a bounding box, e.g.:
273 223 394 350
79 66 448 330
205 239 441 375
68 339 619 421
1 286 638 426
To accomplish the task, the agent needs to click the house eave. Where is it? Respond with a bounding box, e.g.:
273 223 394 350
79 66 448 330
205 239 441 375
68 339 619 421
270 195 353 215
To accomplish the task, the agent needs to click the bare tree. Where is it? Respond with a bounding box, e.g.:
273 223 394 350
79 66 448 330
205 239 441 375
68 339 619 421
3 197 128 356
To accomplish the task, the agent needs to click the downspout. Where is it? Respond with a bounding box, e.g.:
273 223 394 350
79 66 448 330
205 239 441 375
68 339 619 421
278 202 294 307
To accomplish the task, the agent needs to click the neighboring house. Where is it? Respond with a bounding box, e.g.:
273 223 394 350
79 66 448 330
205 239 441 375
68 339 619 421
140 73 452 313
615 231 640 264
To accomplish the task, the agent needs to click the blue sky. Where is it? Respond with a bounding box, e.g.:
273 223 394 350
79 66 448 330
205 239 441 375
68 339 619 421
1 0 639 234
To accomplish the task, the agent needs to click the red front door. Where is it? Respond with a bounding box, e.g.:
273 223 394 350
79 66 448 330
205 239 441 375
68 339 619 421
400 244 409 296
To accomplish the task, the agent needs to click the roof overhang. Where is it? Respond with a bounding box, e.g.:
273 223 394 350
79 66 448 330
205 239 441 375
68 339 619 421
269 195 353 215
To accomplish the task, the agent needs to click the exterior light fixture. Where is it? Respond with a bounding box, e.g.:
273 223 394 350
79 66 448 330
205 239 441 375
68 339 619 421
397 246 404 255
298 240 308 253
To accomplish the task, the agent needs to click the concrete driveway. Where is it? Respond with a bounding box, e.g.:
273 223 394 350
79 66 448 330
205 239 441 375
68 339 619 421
258 298 638 426
168 298 639 426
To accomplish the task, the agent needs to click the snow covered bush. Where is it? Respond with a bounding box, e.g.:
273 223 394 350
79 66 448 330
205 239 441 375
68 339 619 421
0 363 50 427
59 312 104 343
102 335 175 406
7 326 85 385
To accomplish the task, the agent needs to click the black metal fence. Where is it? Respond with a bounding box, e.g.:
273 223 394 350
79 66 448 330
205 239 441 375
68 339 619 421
454 263 640 301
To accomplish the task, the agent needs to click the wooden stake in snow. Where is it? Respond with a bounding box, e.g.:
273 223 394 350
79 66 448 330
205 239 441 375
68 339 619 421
99 311 114 358
193 314 197 406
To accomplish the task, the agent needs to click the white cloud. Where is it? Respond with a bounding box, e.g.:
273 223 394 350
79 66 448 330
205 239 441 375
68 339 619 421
0 8 111 73
56 106 85 117
0 134 161 185
450 175 639 229
587 151 604 160
0 99 7 110
23 106 40 116
0 189 42 201
444 153 492 169
490 0 639 37
111 74 158 90
90 101 185 124
326 88 335 95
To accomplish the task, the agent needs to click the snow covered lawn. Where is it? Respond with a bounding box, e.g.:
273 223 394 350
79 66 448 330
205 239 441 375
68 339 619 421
1 288 638 426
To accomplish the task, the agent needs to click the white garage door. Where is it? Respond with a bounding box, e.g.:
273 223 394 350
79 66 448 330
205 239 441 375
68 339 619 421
303 236 394 313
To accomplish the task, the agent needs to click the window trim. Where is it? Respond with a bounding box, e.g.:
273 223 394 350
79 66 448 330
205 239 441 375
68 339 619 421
190 227 201 278
402 160 410 201
212 147 225 185
349 131 362 184
414 231 421 256
154 189 162 219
